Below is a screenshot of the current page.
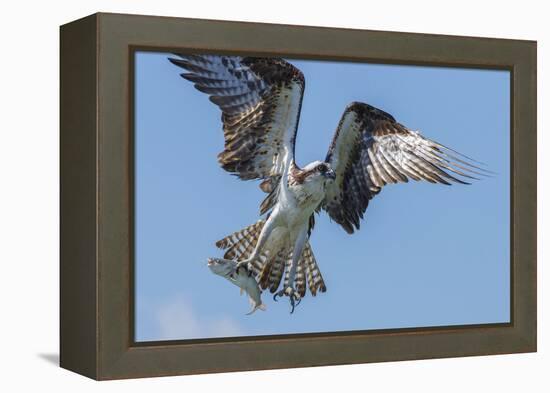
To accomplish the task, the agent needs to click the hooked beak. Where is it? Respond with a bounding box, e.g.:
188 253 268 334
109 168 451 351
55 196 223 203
324 169 336 180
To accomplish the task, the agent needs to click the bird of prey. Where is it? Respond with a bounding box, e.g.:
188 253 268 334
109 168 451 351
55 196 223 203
169 54 487 312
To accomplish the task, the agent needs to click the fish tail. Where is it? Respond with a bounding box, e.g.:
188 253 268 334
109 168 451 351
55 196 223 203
246 303 266 315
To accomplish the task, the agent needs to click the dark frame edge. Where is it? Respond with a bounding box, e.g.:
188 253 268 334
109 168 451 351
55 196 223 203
60 13 100 380
511 40 537 353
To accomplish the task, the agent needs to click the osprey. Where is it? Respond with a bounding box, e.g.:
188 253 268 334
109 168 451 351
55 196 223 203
169 54 487 312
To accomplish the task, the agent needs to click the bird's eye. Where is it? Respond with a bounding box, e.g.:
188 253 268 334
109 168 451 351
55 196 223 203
318 164 327 173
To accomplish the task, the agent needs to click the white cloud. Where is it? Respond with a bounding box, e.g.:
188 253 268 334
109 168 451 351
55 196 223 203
155 295 245 340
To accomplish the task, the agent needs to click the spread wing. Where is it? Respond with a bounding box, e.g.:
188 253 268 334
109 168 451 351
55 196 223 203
169 54 304 189
323 102 489 234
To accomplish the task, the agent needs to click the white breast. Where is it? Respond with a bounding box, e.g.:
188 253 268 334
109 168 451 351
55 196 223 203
274 179 323 230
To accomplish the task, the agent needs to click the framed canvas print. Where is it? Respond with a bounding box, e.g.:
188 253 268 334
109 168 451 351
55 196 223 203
60 12 537 380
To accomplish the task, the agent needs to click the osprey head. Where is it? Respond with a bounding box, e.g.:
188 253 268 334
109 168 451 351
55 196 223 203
300 160 336 183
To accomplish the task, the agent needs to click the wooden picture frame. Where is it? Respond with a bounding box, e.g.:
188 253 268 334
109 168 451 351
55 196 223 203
60 12 537 380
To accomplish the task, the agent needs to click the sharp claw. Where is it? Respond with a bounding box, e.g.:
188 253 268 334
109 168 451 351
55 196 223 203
273 288 301 313
289 293 302 313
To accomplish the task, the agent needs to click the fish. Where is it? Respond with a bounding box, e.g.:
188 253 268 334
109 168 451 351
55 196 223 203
207 258 267 315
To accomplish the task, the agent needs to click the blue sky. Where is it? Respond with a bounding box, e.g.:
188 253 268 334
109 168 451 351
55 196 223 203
134 51 510 342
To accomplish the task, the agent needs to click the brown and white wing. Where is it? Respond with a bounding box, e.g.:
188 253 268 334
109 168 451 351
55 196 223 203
169 54 304 184
323 102 488 234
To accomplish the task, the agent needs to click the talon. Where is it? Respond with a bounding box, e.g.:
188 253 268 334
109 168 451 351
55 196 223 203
289 292 302 314
273 289 284 302
273 287 301 313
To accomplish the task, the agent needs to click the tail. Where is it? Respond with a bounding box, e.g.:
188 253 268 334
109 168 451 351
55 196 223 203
301 242 327 296
216 221 327 297
259 242 327 298
215 220 266 275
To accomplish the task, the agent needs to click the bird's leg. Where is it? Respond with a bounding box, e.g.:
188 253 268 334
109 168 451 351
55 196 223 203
274 227 307 313
235 214 277 275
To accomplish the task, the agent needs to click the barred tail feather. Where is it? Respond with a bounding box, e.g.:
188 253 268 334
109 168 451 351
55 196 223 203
284 250 307 298
216 221 327 297
281 242 326 298
216 220 265 262
302 243 326 296
260 249 287 293
215 220 267 276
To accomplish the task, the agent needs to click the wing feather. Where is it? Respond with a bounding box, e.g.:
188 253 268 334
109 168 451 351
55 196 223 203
323 102 488 234
169 54 305 188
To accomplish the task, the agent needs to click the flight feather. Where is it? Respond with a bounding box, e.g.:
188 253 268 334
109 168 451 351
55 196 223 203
168 54 304 186
323 102 486 234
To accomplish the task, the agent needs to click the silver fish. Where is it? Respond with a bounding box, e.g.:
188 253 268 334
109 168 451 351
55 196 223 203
207 258 266 315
